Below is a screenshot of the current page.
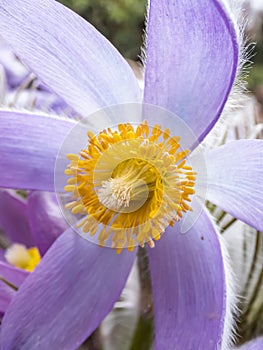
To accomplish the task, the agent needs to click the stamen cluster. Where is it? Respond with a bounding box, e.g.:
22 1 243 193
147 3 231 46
65 121 196 252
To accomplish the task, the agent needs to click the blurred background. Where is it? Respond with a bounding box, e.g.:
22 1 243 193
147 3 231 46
245 0 263 113
60 0 146 59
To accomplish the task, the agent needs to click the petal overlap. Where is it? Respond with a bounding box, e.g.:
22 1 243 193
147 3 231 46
0 0 140 117
0 190 33 247
0 281 15 314
0 229 136 349
0 110 75 191
27 191 68 255
0 262 28 288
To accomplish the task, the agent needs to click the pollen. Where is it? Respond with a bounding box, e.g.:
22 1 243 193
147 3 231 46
64 121 196 252
5 244 41 272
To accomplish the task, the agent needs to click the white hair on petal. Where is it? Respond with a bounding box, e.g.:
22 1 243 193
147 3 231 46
203 0 253 149
141 1 251 151
207 211 240 350
138 0 148 68
220 234 240 350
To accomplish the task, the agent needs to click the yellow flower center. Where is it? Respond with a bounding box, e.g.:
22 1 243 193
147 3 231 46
5 244 41 272
97 158 162 213
64 121 196 253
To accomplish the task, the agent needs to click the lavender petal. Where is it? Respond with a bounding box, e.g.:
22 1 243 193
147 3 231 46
0 229 136 349
0 110 75 191
205 140 263 231
0 0 140 117
0 261 28 288
144 0 238 145
0 280 15 314
27 191 68 255
0 190 34 247
148 209 226 349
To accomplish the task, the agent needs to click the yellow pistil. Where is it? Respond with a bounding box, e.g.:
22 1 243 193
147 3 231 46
5 244 41 272
65 121 196 252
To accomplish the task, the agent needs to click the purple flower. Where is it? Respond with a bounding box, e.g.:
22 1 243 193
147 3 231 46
0 39 29 89
0 190 67 315
0 39 77 115
0 0 262 349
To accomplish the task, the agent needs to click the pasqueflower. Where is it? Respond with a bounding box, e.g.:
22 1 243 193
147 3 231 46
0 0 262 349
0 190 67 316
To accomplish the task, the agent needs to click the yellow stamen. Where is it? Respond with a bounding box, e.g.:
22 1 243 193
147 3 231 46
5 244 41 272
64 121 196 252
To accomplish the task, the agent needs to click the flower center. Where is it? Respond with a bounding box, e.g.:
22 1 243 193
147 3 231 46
64 121 196 253
5 244 41 272
97 158 161 213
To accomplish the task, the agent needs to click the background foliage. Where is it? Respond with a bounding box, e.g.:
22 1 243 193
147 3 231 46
60 0 146 59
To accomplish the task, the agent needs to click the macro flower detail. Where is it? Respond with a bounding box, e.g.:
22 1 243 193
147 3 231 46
0 190 67 316
0 0 262 350
5 244 40 272
65 121 195 251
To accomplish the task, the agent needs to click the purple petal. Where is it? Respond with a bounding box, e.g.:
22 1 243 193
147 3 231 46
27 191 68 255
0 261 28 288
0 249 5 261
0 0 140 117
205 140 263 231
5 88 77 117
0 229 136 349
34 90 79 118
148 210 226 349
237 337 263 350
144 0 238 145
0 110 75 191
0 190 34 247
0 39 29 89
0 280 15 314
